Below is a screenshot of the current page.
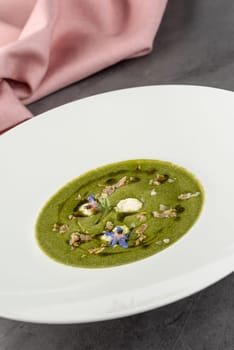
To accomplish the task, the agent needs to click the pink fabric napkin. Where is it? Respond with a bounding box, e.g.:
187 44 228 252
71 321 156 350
0 0 167 132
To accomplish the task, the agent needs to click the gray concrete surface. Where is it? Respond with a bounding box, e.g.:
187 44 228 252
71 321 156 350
1 0 234 349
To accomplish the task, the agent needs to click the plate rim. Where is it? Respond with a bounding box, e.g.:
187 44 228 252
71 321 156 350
1 84 234 324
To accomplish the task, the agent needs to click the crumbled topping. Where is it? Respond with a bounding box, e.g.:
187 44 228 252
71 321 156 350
115 176 127 188
102 186 114 196
159 204 168 211
69 232 92 248
136 212 147 222
150 189 157 196
52 223 59 232
135 224 148 246
129 176 140 183
59 224 69 233
102 176 127 196
68 214 75 220
152 208 177 218
69 232 81 248
105 221 114 231
135 234 146 246
52 223 69 233
178 192 200 200
156 238 170 245
88 246 105 254
149 174 168 186
75 194 82 200
136 223 148 234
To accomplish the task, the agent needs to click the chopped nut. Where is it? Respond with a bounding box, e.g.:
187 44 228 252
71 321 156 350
163 238 170 244
68 214 75 220
136 223 148 234
53 223 69 233
105 221 114 231
152 211 162 218
69 232 81 247
135 234 146 246
150 189 157 196
59 224 69 233
152 209 177 218
167 178 176 183
178 192 200 200
129 176 140 183
136 212 147 222
102 186 114 196
52 223 59 232
52 224 69 233
69 232 92 248
75 194 82 200
79 233 93 241
156 240 162 245
135 224 148 246
97 192 107 199
88 246 105 254
115 176 127 188
102 176 127 196
159 204 168 211
149 173 168 186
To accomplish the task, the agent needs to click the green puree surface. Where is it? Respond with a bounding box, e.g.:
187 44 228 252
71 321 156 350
36 159 204 268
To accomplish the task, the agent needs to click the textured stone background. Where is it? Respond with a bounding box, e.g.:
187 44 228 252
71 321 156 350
1 1 234 349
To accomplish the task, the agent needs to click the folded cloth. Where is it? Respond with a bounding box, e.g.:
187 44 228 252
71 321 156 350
0 0 167 132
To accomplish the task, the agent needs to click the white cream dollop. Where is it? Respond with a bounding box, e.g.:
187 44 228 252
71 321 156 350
115 198 142 213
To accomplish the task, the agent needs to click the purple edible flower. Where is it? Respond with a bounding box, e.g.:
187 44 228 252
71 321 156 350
111 236 128 248
104 228 129 248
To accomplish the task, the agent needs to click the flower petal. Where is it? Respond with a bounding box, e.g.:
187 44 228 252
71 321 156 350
119 238 128 248
105 231 114 237
110 237 118 246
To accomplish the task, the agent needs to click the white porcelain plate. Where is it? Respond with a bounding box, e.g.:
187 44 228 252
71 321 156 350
0 85 234 324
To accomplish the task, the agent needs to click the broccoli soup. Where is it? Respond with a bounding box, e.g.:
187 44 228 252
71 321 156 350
36 159 204 268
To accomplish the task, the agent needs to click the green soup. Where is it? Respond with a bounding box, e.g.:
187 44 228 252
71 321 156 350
36 159 204 268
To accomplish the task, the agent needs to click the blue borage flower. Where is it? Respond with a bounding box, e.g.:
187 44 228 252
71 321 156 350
102 226 130 248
